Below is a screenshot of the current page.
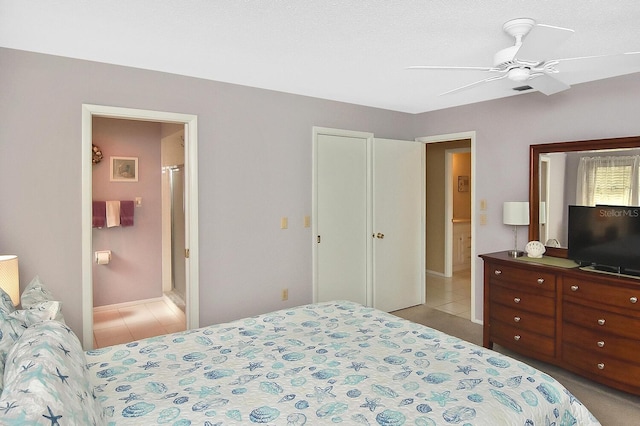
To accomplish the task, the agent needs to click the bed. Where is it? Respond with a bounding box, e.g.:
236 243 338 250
1 294 600 425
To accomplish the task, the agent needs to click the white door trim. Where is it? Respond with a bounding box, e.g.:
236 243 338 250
415 131 478 324
81 104 199 349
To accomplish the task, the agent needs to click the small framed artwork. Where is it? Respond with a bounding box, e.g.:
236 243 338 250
458 175 469 192
110 157 138 182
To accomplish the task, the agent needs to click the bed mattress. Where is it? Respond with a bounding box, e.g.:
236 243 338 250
86 301 600 425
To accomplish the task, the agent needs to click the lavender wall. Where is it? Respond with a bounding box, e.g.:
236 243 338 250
1 46 638 338
412 72 640 319
92 117 162 306
0 47 414 338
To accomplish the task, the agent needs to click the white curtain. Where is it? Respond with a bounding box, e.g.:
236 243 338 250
576 155 640 206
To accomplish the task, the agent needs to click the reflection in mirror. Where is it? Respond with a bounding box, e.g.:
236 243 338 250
529 136 640 258
540 149 640 248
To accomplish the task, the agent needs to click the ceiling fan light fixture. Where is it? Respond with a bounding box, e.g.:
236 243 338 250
508 67 530 82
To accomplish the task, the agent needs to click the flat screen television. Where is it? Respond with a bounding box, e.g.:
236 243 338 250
568 205 640 276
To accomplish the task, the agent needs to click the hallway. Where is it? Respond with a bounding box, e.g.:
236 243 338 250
425 268 471 320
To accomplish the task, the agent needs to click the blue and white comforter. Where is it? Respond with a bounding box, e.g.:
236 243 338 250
86 301 600 425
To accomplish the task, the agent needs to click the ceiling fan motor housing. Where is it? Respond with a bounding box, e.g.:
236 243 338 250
508 67 530 82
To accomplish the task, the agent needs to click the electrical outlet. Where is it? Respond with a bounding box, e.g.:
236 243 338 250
281 288 289 301
303 215 311 228
281 217 288 229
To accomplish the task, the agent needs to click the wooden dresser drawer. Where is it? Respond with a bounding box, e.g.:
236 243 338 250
563 344 640 390
563 322 640 364
564 301 640 339
491 304 555 337
488 263 556 295
490 285 555 316
491 320 555 357
564 277 640 312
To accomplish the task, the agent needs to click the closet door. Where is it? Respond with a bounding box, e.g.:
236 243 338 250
315 131 370 305
372 139 425 312
314 129 425 312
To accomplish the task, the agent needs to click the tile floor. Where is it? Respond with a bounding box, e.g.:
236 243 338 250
93 297 186 348
425 268 471 320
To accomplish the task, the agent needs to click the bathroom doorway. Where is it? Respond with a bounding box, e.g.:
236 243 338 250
82 104 199 350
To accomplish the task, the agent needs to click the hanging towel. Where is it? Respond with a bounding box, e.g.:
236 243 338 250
92 201 106 228
120 200 135 226
106 200 121 228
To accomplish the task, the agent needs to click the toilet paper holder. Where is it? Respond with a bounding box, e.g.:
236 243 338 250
95 250 112 265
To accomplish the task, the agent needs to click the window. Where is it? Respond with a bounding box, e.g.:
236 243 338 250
576 155 640 206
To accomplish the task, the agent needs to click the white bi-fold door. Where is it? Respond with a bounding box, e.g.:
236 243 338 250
313 128 425 312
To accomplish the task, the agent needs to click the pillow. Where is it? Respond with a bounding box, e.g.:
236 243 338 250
20 275 55 308
0 320 106 425
20 275 65 323
0 301 64 392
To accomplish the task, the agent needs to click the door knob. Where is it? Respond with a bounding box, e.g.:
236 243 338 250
376 233 385 239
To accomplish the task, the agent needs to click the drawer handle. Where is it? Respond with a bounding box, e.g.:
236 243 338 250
597 341 605 348
597 363 605 370
597 319 606 326
631 297 638 304
570 285 579 292
514 335 521 341
537 278 544 285
494 270 502 276
513 297 521 304
513 316 521 323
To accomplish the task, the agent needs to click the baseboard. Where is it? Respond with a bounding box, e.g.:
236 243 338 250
426 269 447 277
93 296 165 312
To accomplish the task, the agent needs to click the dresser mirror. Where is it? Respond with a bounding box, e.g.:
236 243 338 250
529 135 640 258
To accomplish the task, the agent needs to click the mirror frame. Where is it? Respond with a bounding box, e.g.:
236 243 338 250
529 135 640 258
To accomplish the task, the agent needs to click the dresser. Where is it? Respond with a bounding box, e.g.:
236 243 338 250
481 251 640 395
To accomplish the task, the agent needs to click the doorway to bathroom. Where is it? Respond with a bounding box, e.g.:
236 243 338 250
81 104 199 350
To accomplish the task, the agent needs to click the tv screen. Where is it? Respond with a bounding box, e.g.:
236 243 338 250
568 205 640 275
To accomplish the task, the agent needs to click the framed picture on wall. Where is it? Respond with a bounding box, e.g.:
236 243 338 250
110 156 138 182
458 175 469 192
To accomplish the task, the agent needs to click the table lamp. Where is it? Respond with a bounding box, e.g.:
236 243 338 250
0 255 19 306
503 202 530 257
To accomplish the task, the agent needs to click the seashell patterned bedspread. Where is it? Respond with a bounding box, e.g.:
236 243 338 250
86 301 601 425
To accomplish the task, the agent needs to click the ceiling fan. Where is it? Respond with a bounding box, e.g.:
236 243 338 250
409 18 639 96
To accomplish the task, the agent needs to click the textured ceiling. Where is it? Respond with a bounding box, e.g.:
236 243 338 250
1 0 639 113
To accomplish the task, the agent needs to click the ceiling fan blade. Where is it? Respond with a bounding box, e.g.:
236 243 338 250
407 65 499 72
516 24 574 62
554 52 640 82
527 73 570 95
440 74 508 96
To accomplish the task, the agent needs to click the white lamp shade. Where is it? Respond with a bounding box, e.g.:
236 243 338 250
0 255 19 306
503 202 530 226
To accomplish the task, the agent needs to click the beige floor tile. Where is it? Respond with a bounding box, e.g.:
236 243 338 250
128 321 169 340
93 298 185 348
437 301 469 315
118 305 154 325
93 309 126 330
94 324 134 347
426 268 471 317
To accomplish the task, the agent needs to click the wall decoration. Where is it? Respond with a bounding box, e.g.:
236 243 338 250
110 156 138 182
457 175 469 192
92 144 103 164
